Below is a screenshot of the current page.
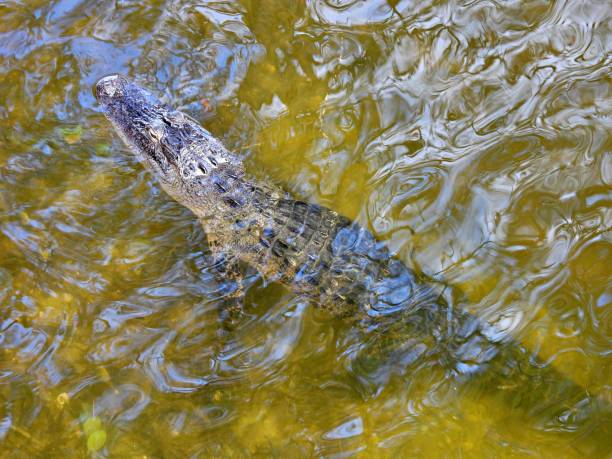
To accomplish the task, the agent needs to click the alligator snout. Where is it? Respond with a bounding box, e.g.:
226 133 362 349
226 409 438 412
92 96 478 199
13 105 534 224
94 74 127 102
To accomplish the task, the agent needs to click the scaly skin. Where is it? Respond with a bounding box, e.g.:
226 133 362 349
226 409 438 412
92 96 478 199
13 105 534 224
93 74 437 322
95 75 610 454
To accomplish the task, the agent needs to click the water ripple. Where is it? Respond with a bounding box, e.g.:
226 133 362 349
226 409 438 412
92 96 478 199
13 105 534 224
0 0 610 456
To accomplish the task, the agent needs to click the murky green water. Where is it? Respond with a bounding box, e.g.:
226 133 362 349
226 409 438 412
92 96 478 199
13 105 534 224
1 0 611 457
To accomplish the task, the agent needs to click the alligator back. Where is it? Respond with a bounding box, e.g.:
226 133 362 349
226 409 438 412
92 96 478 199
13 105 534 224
196 167 439 320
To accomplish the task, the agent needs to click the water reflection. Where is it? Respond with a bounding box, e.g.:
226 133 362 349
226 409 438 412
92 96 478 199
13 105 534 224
0 0 611 456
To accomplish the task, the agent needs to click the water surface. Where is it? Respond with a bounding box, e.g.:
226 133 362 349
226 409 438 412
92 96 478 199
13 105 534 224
0 0 611 457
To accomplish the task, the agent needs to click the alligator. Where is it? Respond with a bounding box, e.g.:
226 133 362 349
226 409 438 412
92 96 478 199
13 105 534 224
94 75 610 455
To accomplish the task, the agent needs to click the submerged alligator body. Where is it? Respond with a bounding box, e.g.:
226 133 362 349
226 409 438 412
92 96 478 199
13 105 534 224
94 75 610 454
94 75 436 323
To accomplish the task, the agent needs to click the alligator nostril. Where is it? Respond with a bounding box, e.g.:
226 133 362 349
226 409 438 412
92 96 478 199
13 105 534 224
94 74 125 101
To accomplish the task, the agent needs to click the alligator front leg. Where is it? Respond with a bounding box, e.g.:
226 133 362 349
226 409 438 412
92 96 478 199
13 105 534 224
205 251 254 331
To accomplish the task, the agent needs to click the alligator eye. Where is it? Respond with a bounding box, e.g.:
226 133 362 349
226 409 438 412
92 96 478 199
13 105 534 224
147 127 162 140
161 113 174 126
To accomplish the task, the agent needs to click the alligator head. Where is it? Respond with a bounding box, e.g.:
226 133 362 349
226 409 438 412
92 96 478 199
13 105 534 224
94 74 241 216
